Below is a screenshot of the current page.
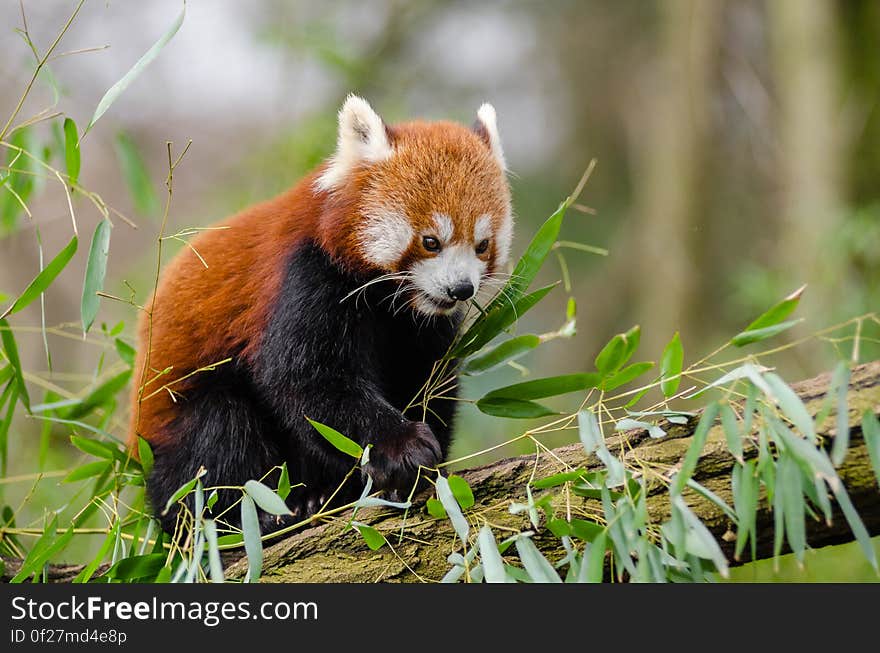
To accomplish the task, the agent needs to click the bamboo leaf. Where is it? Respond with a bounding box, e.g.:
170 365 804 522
515 536 562 583
660 332 683 397
478 526 507 583
719 402 743 462
483 373 600 401
475 397 556 419
763 373 816 443
447 475 475 510
436 475 469 542
463 334 540 375
115 131 160 215
63 118 80 187
85 4 186 135
743 285 806 332
1 236 78 320
240 494 262 583
672 402 720 495
352 521 386 551
602 361 654 392
81 219 112 335
244 480 292 516
731 319 803 347
306 417 362 459
203 519 224 583
830 362 850 467
863 410 880 489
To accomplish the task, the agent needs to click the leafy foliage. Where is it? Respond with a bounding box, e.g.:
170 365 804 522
0 3 878 586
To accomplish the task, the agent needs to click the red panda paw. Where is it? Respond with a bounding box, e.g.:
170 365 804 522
364 420 442 497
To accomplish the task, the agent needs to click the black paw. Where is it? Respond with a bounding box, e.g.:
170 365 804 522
364 421 442 496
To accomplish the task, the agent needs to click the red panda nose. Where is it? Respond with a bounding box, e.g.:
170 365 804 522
447 281 475 301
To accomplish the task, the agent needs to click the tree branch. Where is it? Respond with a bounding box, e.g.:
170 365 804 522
225 361 880 582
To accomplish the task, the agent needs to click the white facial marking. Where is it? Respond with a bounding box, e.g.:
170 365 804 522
410 244 487 315
474 214 493 243
315 95 393 192
476 103 505 170
495 211 514 267
359 206 413 268
433 214 454 243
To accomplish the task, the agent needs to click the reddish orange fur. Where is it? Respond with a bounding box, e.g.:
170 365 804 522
129 119 509 450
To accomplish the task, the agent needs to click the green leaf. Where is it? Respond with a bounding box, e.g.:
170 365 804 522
580 533 607 582
426 497 447 519
719 402 743 462
569 518 605 542
306 417 362 459
61 370 131 420
731 319 803 347
447 475 475 510
63 118 80 187
532 469 590 489
602 362 654 392
475 397 556 419
577 409 602 455
672 402 719 495
763 373 816 443
732 460 758 560
85 5 186 135
81 219 112 335
240 494 263 583
352 521 386 551
506 202 567 300
463 334 540 375
660 332 683 398
778 454 806 564
62 460 111 483
277 463 291 500
743 285 806 332
74 522 119 583
594 334 625 376
1 236 78 320
483 373 600 402
115 338 135 366
436 475 469 542
478 526 507 583
137 436 154 478
244 480 292 516
686 478 737 523
106 553 166 581
203 519 224 583
114 131 160 216
863 410 880 489
453 283 557 358
162 473 202 515
830 481 878 573
830 362 850 467
515 536 562 583
11 517 75 583
70 435 122 461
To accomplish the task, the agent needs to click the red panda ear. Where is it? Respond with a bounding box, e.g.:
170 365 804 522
473 103 506 170
315 95 393 192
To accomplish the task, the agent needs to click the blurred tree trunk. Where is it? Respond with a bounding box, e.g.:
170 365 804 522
627 0 719 359
768 0 843 324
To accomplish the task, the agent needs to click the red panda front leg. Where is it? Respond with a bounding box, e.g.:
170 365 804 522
273 379 442 510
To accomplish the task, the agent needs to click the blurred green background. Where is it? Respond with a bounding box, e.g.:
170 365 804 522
0 0 878 579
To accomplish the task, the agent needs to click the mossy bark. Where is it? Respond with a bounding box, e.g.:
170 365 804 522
222 361 880 582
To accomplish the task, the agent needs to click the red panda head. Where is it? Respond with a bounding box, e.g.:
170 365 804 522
315 95 513 316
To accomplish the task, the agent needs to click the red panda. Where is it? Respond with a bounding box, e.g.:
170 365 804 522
129 96 512 533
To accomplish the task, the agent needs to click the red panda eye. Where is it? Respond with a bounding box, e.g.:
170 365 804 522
423 236 441 252
475 239 490 254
